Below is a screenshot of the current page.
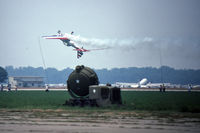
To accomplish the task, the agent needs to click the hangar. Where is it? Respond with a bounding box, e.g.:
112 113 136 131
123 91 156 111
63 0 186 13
8 76 44 88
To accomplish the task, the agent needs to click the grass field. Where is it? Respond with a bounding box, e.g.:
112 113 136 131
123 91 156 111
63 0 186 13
0 91 200 112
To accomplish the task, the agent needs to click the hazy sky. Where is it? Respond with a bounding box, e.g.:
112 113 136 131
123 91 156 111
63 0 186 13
0 0 200 70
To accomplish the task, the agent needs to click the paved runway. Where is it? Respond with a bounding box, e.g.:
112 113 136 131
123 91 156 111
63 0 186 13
2 87 200 92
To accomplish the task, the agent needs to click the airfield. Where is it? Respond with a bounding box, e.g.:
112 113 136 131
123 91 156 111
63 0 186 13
0 109 200 133
6 87 200 92
0 89 200 133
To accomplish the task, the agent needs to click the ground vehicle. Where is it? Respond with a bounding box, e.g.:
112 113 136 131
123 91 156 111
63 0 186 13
65 65 121 107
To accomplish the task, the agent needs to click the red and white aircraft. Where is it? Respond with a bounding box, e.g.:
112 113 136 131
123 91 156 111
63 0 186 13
43 31 104 58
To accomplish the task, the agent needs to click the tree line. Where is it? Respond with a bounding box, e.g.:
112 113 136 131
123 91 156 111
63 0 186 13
3 66 200 85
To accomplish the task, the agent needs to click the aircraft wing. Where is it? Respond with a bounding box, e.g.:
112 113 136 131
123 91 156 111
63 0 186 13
42 35 68 40
73 48 90 52
73 48 109 52
74 47 109 59
86 48 109 51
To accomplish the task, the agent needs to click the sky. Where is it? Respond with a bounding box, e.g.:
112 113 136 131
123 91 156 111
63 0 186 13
0 0 200 70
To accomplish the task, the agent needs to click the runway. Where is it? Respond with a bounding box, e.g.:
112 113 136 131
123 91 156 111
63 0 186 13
2 87 200 92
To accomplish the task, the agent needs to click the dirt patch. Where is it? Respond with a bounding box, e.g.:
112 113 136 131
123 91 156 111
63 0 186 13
0 109 200 133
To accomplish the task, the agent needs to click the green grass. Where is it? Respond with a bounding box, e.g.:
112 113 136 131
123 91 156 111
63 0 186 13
0 91 200 112
0 91 70 109
121 91 200 112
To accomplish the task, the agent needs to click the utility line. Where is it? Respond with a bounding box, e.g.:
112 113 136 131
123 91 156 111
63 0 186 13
38 36 48 84
159 43 163 84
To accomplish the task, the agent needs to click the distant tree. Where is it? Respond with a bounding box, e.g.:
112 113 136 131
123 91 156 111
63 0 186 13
0 67 8 83
4 65 200 84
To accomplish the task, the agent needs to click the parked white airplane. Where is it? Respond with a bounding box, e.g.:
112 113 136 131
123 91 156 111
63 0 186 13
116 78 148 88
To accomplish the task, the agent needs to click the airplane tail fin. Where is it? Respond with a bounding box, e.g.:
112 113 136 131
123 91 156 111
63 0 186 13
57 30 61 34
77 51 83 58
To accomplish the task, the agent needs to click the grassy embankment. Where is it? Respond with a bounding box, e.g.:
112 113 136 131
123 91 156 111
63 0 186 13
0 91 200 113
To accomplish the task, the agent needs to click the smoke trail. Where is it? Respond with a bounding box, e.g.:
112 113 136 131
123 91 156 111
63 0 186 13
64 33 154 49
65 34 200 61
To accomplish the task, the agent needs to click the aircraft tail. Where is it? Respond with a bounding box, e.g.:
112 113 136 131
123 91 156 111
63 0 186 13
77 51 83 58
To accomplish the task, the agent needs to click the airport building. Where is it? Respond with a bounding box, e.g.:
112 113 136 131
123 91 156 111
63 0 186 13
8 76 44 88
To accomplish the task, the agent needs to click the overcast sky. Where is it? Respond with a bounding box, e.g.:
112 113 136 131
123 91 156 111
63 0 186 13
0 0 200 70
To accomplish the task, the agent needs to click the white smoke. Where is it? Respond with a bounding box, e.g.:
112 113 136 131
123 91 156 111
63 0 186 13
64 33 154 49
64 34 200 65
